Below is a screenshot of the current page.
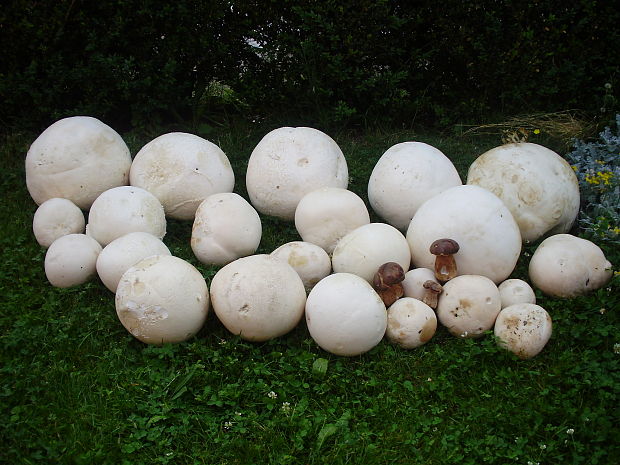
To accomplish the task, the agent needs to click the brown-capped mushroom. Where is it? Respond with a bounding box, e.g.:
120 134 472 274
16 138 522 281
421 280 443 309
429 238 460 282
372 262 405 307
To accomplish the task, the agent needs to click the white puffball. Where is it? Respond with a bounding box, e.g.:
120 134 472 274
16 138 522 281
87 186 166 246
407 185 522 284
332 223 411 283
402 268 438 300
210 255 306 341
191 193 262 265
44 234 102 288
32 198 85 247
386 297 437 349
467 143 580 242
246 127 348 220
129 132 235 220
295 187 370 253
368 142 462 231
96 232 171 293
305 273 387 356
26 116 131 209
498 278 536 309
494 303 552 359
271 241 332 293
115 255 209 344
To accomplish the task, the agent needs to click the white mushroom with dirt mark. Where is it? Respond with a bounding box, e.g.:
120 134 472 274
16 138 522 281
494 303 552 359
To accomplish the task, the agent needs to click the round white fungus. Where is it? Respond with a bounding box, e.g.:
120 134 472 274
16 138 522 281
44 233 102 288
386 297 437 349
494 303 552 359
498 278 536 309
271 241 332 293
402 268 438 300
32 198 85 247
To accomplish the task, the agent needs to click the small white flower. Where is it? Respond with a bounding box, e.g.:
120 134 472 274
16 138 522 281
267 391 278 399
515 436 519 443
566 428 575 435
218 338 227 345
281 402 291 412
235 411 242 417
605 82 612 90
540 444 547 450
600 308 606 314
614 343 620 354
223 421 233 430
460 331 468 338
427 377 432 382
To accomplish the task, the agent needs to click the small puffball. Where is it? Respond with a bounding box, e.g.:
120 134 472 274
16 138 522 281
33 198 85 247
498 278 536 309
271 241 332 293
386 297 437 349
115 255 209 344
402 268 437 300
87 186 166 246
96 232 171 293
294 187 370 253
191 193 262 265
45 234 102 288
494 303 552 359
305 273 387 356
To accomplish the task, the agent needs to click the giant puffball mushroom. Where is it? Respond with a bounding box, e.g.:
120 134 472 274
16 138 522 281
467 142 580 242
368 142 462 231
294 187 370 253
436 275 502 338
45 234 102 288
421 280 443 309
386 297 437 349
402 268 437 300
498 278 536 309
372 262 406 307
246 127 348 221
305 273 387 356
332 223 411 283
528 234 613 297
406 185 522 284
129 132 235 220
210 255 306 341
87 186 166 246
429 238 460 282
96 232 171 293
115 255 209 344
494 303 552 359
26 116 131 209
270 241 332 293
191 193 262 266
32 198 85 247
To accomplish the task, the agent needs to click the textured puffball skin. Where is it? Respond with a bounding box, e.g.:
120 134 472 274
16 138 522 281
402 268 437 300
191 193 262 266
386 297 437 349
368 142 462 231
305 273 387 356
32 198 85 247
87 186 166 246
246 127 348 220
498 278 536 309
115 255 209 344
332 223 411 283
96 232 171 293
45 234 102 288
467 143 580 242
295 187 370 253
26 116 131 209
407 185 522 284
210 255 306 342
494 303 552 359
130 132 235 220
271 241 332 293
528 234 613 298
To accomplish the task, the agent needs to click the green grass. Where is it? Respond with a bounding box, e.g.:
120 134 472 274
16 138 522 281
1 124 618 465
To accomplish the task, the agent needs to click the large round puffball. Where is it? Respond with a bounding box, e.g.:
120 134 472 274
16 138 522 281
191 193 262 265
407 185 522 284
87 186 166 246
210 255 306 341
332 223 411 283
368 142 462 231
386 297 437 349
45 234 102 288
129 132 235 220
26 116 131 209
295 187 370 253
528 234 613 297
402 268 437 300
494 303 552 359
115 255 209 344
467 143 580 242
498 278 536 309
246 127 348 220
271 241 332 293
436 275 501 338
33 198 85 247
306 273 387 356
96 232 171 293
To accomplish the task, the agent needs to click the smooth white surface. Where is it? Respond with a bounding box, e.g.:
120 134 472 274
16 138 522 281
33 198 85 247
498 278 536 309
45 234 102 288
271 241 332 293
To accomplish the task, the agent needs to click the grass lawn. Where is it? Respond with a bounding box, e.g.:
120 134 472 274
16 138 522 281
1 123 618 465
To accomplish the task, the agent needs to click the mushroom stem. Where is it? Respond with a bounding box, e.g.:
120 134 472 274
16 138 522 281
422 280 443 309
372 262 406 307
434 255 457 282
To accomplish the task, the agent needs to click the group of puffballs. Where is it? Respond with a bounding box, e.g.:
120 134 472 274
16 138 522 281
26 116 614 359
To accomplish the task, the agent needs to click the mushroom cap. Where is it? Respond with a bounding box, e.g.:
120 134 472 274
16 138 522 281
402 268 437 300
386 297 437 349
32 198 85 248
129 132 235 220
429 238 460 255
115 255 209 344
44 233 102 288
423 280 443 293
373 262 406 290
270 241 332 293
498 278 536 309
494 303 552 359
